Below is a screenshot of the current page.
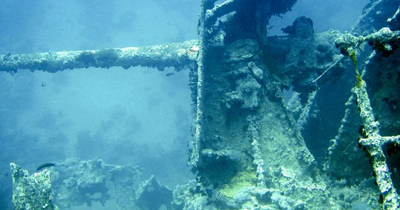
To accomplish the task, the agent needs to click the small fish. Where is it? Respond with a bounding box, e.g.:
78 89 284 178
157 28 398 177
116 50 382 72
166 72 175 77
36 163 56 171
41 82 46 87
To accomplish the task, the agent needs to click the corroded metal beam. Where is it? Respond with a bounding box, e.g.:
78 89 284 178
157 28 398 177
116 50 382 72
336 28 400 209
0 40 200 73
355 76 400 209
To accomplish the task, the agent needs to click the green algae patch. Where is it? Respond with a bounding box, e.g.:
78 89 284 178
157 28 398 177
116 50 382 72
219 167 257 198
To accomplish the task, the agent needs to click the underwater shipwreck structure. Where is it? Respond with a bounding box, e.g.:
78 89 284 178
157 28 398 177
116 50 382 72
2 0 400 209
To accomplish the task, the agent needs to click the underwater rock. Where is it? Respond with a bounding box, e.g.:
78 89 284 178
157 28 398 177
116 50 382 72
110 165 142 210
10 163 58 210
50 158 110 208
10 158 167 209
42 158 145 209
282 16 314 39
136 176 173 210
